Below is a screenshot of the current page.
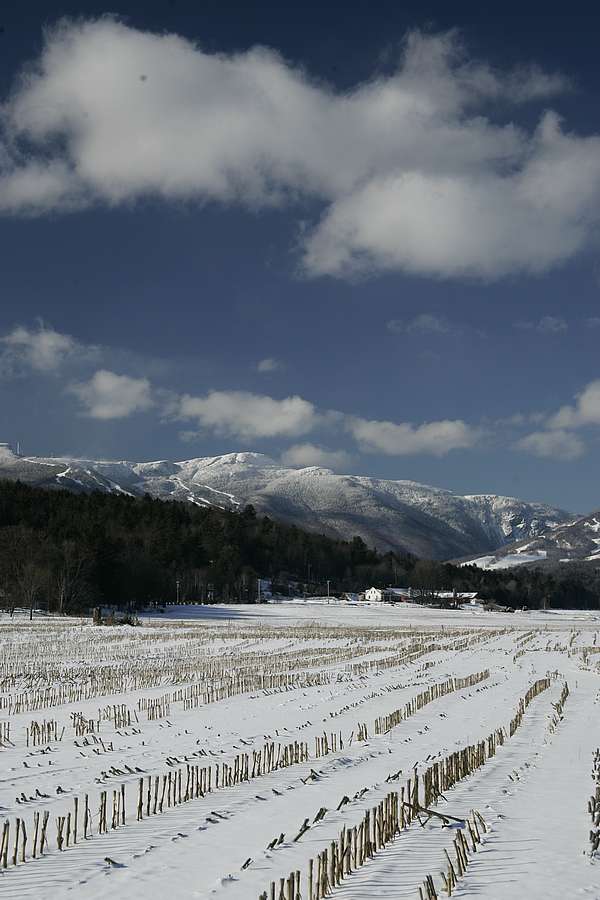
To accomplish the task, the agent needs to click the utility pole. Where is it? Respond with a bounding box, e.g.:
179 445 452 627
257 577 261 604
326 579 330 599
176 579 180 605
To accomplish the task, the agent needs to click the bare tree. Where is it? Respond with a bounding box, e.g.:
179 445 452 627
0 526 49 619
54 540 91 614
21 560 47 621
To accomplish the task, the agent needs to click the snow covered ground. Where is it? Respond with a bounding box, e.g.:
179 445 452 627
462 550 548 569
0 603 598 899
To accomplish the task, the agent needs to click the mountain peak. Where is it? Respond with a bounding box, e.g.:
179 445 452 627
178 451 279 469
217 451 279 467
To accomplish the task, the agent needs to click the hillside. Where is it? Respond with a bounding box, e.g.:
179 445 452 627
0 446 571 560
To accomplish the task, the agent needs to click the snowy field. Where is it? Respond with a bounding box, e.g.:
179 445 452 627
0 603 599 899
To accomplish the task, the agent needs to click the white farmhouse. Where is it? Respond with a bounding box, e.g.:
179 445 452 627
365 587 414 603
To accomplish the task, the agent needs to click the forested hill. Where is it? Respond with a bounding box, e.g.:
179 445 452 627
0 478 407 610
0 480 597 612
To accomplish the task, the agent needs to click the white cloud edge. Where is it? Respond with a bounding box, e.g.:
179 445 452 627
0 322 98 373
257 357 283 373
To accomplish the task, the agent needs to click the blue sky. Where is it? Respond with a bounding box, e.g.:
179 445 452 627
1 2 600 512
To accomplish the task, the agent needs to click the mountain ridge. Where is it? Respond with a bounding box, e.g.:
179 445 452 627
0 444 572 560
456 509 600 570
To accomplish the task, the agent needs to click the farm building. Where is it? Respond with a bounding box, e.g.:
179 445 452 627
365 587 415 603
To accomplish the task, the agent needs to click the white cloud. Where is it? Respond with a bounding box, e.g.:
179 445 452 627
175 387 482 456
69 370 153 419
0 323 84 372
257 357 283 373
514 315 568 333
586 317 600 328
280 443 352 470
387 313 452 335
514 429 585 461
302 130 600 279
2 20 597 280
176 390 318 438
346 415 480 456
547 379 600 429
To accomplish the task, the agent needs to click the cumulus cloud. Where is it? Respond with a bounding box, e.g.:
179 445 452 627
280 443 352 470
2 19 597 280
173 387 480 456
514 315 568 333
302 124 600 280
68 370 153 419
514 429 585 461
176 390 319 439
510 378 600 461
0 323 91 372
547 379 600 429
346 415 480 456
257 357 283 373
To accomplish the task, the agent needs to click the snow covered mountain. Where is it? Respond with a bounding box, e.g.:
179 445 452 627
457 510 600 570
0 444 571 560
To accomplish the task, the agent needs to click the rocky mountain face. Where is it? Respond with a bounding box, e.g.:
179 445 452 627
0 445 571 560
456 511 600 570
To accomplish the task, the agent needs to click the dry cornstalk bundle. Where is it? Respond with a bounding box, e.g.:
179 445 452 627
0 721 11 748
548 682 569 734
70 711 99 736
589 747 600 854
429 810 488 897
26 718 64 747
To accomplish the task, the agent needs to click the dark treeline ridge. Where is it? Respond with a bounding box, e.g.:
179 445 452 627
0 479 598 613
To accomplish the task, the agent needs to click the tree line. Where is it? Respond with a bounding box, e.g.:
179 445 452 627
0 479 597 614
